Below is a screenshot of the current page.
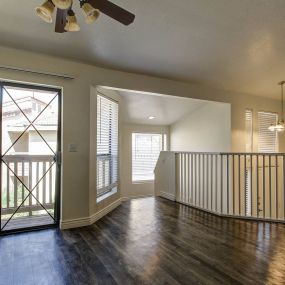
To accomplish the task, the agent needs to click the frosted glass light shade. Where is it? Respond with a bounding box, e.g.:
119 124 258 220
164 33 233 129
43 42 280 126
268 120 284 132
64 15 80 32
35 1 55 23
81 3 100 24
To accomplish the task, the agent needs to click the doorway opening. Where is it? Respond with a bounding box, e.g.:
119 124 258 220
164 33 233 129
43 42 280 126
0 82 61 233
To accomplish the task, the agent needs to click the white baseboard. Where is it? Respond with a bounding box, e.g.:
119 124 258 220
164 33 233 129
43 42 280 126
60 198 122 230
159 191 176 201
121 194 154 201
90 198 122 225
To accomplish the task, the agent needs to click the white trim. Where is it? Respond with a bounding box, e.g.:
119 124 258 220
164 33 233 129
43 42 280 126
60 198 121 230
159 191 175 201
0 65 74 80
97 188 117 203
121 194 154 201
60 216 91 230
132 180 154 184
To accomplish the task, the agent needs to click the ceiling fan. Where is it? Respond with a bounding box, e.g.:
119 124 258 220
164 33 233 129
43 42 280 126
35 0 135 33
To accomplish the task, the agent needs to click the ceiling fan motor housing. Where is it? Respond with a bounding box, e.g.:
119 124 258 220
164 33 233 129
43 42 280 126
52 0 72 9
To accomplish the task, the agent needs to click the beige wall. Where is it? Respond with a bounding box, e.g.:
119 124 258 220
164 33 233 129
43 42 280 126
0 46 284 224
154 152 176 200
230 96 285 153
121 124 169 199
170 102 231 152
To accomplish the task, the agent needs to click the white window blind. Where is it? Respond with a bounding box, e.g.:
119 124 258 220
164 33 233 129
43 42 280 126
258 111 278 153
245 109 253 152
97 95 118 197
245 110 253 215
132 133 166 182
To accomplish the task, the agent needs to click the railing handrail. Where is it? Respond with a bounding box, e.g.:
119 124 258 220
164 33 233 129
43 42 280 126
3 154 54 162
160 151 285 156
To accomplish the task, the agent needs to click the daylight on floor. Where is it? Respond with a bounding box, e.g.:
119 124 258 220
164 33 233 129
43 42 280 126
0 0 285 284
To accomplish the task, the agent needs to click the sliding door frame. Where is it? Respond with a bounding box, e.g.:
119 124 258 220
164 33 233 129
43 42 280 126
0 81 62 235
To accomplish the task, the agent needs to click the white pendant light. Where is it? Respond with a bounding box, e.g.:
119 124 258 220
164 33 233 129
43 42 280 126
51 0 72 10
81 2 100 24
274 120 285 132
64 10 80 32
35 0 55 23
269 81 285 132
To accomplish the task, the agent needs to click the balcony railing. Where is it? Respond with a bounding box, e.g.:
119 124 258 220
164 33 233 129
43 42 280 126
155 151 285 222
1 154 56 219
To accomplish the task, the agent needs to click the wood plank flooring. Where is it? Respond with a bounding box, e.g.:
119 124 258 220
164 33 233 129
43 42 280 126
1 197 285 285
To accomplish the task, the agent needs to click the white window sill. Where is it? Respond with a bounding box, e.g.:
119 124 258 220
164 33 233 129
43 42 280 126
97 188 117 203
132 180 154 185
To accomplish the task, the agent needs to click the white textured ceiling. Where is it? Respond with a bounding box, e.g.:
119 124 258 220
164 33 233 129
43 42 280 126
118 90 206 125
1 0 285 98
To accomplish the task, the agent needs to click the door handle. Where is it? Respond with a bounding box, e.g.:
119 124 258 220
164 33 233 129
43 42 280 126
54 151 62 165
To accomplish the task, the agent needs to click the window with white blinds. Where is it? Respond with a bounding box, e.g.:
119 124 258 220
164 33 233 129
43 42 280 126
258 111 278 153
245 110 253 216
132 133 166 182
245 109 253 152
97 95 118 197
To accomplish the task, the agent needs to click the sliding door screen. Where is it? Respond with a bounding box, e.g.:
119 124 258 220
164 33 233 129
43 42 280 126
132 133 166 182
0 82 61 233
96 94 118 197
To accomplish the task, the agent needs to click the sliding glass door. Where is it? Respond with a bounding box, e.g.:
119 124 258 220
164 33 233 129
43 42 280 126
0 82 61 233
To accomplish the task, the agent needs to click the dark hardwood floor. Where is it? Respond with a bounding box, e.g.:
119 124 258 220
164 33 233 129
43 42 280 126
1 197 285 285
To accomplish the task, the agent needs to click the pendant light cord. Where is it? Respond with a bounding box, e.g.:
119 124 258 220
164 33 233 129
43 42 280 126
279 81 285 121
281 81 285 120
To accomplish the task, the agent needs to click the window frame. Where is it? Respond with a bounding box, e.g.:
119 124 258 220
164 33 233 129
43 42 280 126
96 93 119 199
257 110 279 153
245 109 253 153
131 131 167 183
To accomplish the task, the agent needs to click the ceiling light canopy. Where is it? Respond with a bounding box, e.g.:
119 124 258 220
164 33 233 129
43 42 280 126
148 116 156 120
52 0 72 10
268 81 285 132
35 0 135 33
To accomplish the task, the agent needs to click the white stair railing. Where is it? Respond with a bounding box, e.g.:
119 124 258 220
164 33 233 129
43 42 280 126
155 151 285 222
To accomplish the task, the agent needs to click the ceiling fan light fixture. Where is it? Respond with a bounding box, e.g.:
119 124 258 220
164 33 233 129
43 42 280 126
35 0 55 23
52 0 72 10
81 3 100 24
35 0 135 33
268 124 276 132
269 120 284 132
64 10 80 32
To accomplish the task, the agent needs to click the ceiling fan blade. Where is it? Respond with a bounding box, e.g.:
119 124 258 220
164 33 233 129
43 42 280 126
55 9 68 33
88 0 135 26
